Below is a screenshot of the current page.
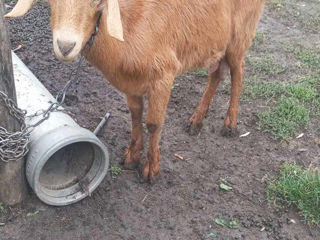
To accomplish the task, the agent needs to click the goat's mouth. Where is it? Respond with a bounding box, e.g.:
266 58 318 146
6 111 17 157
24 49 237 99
52 28 84 62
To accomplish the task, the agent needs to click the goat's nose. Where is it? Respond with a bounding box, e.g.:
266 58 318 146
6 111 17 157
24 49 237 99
57 40 76 57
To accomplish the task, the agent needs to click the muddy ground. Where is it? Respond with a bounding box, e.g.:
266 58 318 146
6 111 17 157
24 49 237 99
1 2 320 240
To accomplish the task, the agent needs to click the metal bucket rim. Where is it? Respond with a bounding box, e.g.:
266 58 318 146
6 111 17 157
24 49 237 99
27 125 109 206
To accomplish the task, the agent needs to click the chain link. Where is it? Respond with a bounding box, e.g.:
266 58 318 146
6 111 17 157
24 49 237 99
0 91 29 162
0 10 101 163
0 52 87 163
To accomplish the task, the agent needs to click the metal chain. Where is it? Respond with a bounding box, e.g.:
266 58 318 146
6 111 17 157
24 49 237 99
0 91 29 162
0 11 102 163
0 53 87 163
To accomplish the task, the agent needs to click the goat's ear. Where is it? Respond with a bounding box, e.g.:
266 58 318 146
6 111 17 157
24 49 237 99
5 0 35 18
106 0 124 42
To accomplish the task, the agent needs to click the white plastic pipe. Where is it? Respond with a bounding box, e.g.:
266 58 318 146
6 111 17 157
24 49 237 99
12 52 109 206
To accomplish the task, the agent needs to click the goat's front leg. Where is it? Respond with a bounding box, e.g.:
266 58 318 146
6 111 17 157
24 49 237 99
122 95 144 170
141 76 174 183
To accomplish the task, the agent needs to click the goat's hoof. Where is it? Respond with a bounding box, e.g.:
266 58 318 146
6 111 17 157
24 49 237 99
220 126 239 137
122 161 140 170
139 174 158 185
186 122 202 136
139 163 159 185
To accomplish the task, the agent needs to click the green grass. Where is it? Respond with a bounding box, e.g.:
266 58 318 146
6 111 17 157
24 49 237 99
259 98 309 139
267 163 320 225
242 57 319 139
310 98 320 116
0 202 4 211
285 45 320 68
243 77 287 100
269 0 320 33
300 73 320 89
287 84 317 102
193 68 208 77
243 78 317 102
251 31 266 49
246 54 286 76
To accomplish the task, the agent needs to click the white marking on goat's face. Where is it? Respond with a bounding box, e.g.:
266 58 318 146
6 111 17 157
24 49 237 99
48 0 104 62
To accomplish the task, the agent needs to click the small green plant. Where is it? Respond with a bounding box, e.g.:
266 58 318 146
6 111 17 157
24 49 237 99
109 166 122 179
267 163 320 225
228 220 239 229
0 202 4 211
259 98 309 139
27 210 39 217
215 217 239 229
207 232 219 238
215 217 227 227
219 183 233 191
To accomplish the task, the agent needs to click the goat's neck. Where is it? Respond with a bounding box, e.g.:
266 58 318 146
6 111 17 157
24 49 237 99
86 1 145 79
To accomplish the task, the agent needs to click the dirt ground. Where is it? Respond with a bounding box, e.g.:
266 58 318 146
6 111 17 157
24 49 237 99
1 2 320 240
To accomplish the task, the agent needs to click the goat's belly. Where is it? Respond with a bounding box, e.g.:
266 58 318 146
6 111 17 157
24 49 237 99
178 48 226 75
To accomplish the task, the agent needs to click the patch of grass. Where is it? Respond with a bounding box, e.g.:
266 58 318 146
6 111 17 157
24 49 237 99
294 49 320 68
193 68 208 77
285 45 320 68
310 98 320 116
0 202 4 211
259 98 309 139
300 72 320 91
243 77 287 100
246 54 286 76
269 0 320 33
267 163 320 225
287 84 317 102
109 166 122 179
251 31 266 49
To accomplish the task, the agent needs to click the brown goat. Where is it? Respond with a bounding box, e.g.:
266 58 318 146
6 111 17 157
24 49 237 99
6 0 266 182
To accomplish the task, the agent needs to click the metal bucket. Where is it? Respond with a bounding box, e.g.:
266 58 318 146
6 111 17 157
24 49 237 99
12 52 109 206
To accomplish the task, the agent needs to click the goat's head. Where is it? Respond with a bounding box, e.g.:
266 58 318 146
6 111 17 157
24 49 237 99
6 0 124 62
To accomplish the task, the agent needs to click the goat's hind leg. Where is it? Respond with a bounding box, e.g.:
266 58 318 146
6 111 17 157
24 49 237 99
122 95 144 170
221 55 245 137
187 60 228 135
